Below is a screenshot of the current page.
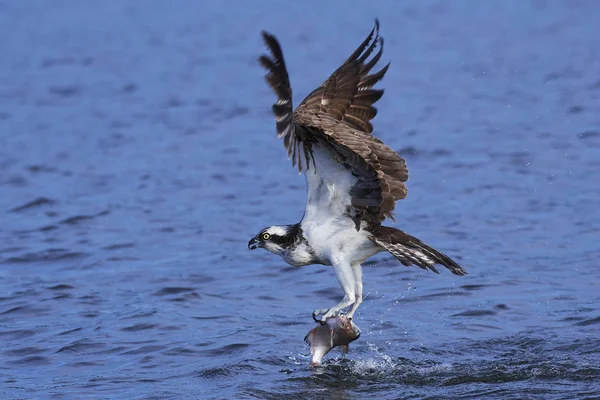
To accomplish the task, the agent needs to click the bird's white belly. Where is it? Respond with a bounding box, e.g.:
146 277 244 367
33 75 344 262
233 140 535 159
300 145 382 265
302 219 380 265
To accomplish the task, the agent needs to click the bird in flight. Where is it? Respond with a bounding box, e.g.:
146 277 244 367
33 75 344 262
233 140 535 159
249 20 467 323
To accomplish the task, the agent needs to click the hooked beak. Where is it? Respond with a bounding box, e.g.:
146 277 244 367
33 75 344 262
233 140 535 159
248 237 260 250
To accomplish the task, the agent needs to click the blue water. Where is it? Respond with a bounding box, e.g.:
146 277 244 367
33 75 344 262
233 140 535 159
1 1 599 399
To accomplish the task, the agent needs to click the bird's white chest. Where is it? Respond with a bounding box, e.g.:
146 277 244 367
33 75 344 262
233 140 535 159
299 145 380 265
280 242 316 267
302 219 378 265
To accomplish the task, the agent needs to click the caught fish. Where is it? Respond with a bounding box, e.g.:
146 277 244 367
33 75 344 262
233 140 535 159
304 315 361 367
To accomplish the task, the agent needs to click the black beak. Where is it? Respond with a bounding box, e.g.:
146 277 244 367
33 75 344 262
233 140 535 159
248 238 259 250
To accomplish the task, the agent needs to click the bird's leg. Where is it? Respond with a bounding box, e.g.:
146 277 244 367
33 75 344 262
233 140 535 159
346 263 363 319
313 261 356 323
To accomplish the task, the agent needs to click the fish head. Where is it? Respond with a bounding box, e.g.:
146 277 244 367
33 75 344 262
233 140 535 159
330 315 361 346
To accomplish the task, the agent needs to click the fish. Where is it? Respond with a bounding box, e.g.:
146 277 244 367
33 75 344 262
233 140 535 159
304 315 361 367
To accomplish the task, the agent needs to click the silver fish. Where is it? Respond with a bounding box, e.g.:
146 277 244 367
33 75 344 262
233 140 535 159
304 315 361 367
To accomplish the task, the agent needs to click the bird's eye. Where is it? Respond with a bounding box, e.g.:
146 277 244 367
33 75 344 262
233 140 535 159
262 233 271 240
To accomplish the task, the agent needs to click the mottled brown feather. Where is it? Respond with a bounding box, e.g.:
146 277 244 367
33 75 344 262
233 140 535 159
259 20 409 225
371 226 467 275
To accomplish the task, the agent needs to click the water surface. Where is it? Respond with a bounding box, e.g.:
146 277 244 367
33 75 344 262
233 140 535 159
1 1 599 399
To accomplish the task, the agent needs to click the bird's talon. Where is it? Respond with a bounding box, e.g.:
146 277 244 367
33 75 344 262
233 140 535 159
312 309 328 324
313 308 350 324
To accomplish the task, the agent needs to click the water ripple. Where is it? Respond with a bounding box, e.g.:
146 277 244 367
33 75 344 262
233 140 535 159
1 1 599 399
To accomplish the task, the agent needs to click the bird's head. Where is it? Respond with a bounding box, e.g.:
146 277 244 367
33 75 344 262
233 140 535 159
248 225 294 256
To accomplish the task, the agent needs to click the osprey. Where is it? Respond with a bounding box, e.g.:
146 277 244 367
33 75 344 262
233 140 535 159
249 20 466 323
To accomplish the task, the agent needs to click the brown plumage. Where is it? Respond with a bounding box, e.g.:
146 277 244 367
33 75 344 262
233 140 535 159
370 226 467 275
259 20 408 226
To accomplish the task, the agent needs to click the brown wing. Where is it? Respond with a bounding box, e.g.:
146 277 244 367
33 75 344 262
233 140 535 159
259 20 409 225
372 226 467 275
295 19 389 135
258 31 304 168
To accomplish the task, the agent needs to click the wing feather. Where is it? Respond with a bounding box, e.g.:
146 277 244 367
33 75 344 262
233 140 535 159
259 20 409 226
259 31 308 171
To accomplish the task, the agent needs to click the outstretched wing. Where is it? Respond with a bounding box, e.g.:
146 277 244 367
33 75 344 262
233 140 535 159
294 20 389 135
259 20 408 227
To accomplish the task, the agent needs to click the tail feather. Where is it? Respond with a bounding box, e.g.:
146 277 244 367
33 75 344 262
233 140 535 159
371 226 467 276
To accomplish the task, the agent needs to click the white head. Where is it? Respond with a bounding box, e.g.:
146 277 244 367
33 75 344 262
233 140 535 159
248 225 295 257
